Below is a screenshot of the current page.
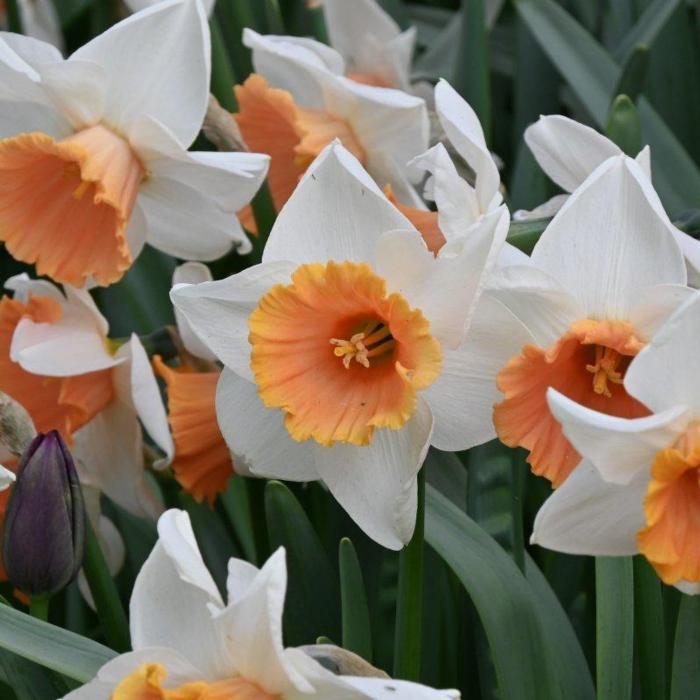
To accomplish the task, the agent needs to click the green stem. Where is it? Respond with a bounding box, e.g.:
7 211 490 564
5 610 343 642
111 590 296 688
210 17 239 112
245 478 269 566
29 596 49 622
596 557 634 700
216 0 255 77
249 184 276 261
393 468 425 681
5 0 22 33
82 519 130 653
90 0 113 35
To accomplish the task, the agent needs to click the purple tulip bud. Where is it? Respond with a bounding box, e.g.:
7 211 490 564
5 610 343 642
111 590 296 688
3 431 86 596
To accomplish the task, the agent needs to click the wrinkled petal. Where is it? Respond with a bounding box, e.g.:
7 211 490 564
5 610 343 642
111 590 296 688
171 261 295 382
547 389 689 485
531 460 646 556
130 509 234 677
532 156 686 319
215 369 318 481
71 0 210 146
314 399 433 550
434 79 500 214
264 142 412 266
625 289 700 414
423 291 534 451
524 115 620 193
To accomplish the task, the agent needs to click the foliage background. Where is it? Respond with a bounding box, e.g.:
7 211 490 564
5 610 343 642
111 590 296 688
2 1 700 699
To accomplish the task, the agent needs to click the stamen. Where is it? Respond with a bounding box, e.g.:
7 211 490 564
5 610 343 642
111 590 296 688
330 321 394 369
72 179 91 200
586 345 624 398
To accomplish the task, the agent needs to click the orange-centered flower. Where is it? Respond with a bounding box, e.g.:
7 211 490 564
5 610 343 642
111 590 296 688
0 125 145 287
112 663 278 700
153 357 233 505
235 74 365 212
494 319 649 487
638 423 700 585
249 261 442 447
0 294 113 442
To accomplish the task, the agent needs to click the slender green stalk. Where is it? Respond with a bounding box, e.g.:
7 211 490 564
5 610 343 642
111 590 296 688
393 468 425 681
250 184 276 258
455 0 491 144
246 478 269 566
5 0 23 33
596 557 634 700
339 538 373 662
210 17 238 112
82 519 130 653
90 0 113 35
216 0 256 77
670 594 700 700
29 596 49 623
634 557 666 700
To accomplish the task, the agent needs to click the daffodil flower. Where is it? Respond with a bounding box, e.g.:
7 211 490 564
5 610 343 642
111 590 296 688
2 0 63 50
153 262 236 506
535 290 700 594
235 28 428 211
64 508 459 700
449 155 691 488
520 114 700 280
172 142 507 548
1 274 172 519
0 0 269 288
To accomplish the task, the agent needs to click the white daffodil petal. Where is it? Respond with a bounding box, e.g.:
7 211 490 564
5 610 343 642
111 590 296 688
264 142 412 266
375 207 508 349
671 229 700 285
625 289 700 414
124 0 216 15
170 262 295 382
226 558 260 604
215 369 318 481
410 143 480 235
675 581 700 596
486 264 581 347
172 263 217 362
423 292 534 451
130 114 269 215
313 400 433 550
73 401 162 520
130 510 233 678
434 79 500 213
531 460 646 556
0 465 15 490
629 283 696 341
17 0 64 50
119 335 174 468
5 272 63 303
532 156 686 318
0 31 61 68
137 174 252 259
512 193 569 222
243 28 341 108
61 648 203 700
547 389 689 485
215 548 313 695
71 0 210 146
341 676 460 700
524 115 620 193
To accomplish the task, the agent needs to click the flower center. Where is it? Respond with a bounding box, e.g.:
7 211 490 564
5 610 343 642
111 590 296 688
0 125 144 287
494 319 648 487
249 261 442 447
638 423 700 585
330 320 395 369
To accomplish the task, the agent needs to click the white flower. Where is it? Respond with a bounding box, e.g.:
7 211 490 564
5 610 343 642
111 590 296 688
63 508 460 700
521 114 700 280
2 0 63 50
446 154 690 487
172 142 507 549
0 0 269 287
536 290 700 594
3 273 172 519
236 28 428 208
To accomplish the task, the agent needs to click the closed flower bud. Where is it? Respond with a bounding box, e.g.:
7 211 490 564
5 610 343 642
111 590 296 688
3 431 86 597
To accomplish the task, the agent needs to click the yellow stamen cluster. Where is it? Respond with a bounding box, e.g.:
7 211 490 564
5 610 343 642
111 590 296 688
586 345 623 397
330 321 395 369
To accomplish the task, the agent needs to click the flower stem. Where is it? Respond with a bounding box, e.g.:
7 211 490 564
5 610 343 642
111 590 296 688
29 595 49 622
82 518 130 653
393 468 425 681
210 16 238 112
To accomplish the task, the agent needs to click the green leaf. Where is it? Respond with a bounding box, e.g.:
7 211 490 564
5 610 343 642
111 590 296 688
0 648 58 700
425 485 593 699
613 0 682 65
515 0 700 216
219 476 258 564
0 604 116 683
634 557 667 700
338 538 373 662
210 17 239 112
613 46 649 104
265 481 340 645
595 557 634 700
670 594 700 700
